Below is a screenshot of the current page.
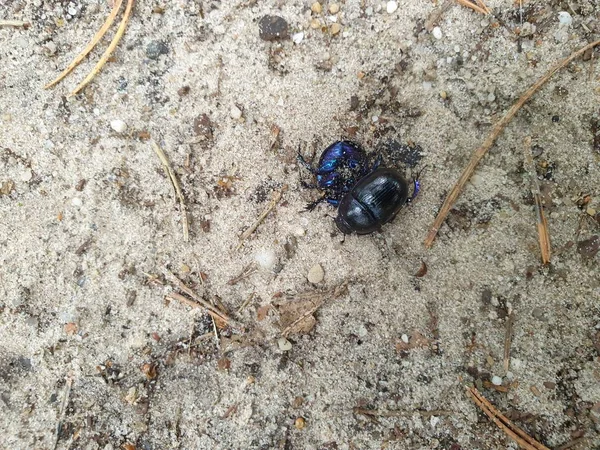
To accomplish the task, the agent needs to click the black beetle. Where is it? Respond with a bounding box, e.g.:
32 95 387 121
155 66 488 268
299 141 421 235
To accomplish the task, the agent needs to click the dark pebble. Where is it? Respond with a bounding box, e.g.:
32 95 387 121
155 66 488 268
577 235 599 258
146 40 169 60
543 381 556 389
259 15 289 41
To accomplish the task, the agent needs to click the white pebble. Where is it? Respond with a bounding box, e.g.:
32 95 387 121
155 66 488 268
401 334 409 344
71 197 83 208
432 27 443 40
357 325 368 337
277 337 292 351
110 119 127 133
293 226 306 237
21 169 33 182
491 375 503 386
307 264 324 284
292 32 304 44
255 248 277 270
558 11 572 26
386 1 398 14
230 105 242 120
430 415 440 428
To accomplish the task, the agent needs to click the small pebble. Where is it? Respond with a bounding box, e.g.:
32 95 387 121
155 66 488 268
278 337 292 351
491 376 503 386
386 1 398 14
258 15 289 41
307 264 324 284
292 32 304 44
21 169 33 182
330 23 341 35
110 119 127 133
146 40 169 60
432 27 442 40
310 18 321 29
329 3 339 14
294 417 306 430
577 235 600 258
230 105 242 120
401 334 409 343
71 197 83 208
558 11 572 26
587 207 597 217
311 2 322 14
255 248 277 270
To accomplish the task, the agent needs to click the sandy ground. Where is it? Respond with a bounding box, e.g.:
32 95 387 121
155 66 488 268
1 0 600 449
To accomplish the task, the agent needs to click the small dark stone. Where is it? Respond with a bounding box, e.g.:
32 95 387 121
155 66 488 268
193 114 213 141
258 15 289 41
543 381 556 389
126 290 137 307
583 47 594 61
552 115 560 123
531 307 548 321
349 95 359 111
577 235 599 258
146 40 169 60
75 179 87 191
178 86 190 97
531 145 544 158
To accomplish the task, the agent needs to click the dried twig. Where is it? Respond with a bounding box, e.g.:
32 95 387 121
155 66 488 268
165 271 231 323
152 141 190 242
424 38 600 248
167 292 233 325
503 311 515 374
236 185 287 250
45 0 123 89
227 263 257 285
523 137 551 264
456 0 489 15
0 20 30 27
53 376 73 450
70 0 134 96
466 387 550 450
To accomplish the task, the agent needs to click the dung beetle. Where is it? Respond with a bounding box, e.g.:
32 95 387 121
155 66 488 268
299 140 421 235
297 140 380 211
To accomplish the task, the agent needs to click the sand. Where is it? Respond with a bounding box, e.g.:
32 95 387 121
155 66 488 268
1 0 599 448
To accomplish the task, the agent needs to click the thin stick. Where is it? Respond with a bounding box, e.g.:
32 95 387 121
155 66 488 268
53 376 73 450
503 311 514 374
474 0 491 14
0 20 30 27
424 38 600 248
166 271 231 323
152 141 190 242
44 0 123 89
523 137 551 264
236 185 287 250
167 292 232 324
237 292 255 314
69 0 134 96
455 0 488 15
467 387 549 450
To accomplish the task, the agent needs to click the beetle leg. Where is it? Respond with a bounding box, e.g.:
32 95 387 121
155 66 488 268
304 196 326 212
297 152 316 174
300 180 318 189
371 153 383 170
325 198 340 207
407 165 427 204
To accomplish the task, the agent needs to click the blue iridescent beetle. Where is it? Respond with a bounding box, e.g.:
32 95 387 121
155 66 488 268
298 140 422 235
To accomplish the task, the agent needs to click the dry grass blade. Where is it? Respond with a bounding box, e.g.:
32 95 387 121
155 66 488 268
424 38 600 248
69 0 134 96
152 141 190 242
0 20 30 27
44 0 123 89
53 376 73 450
456 0 489 15
236 185 288 250
467 387 550 450
503 311 514 374
523 137 551 264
